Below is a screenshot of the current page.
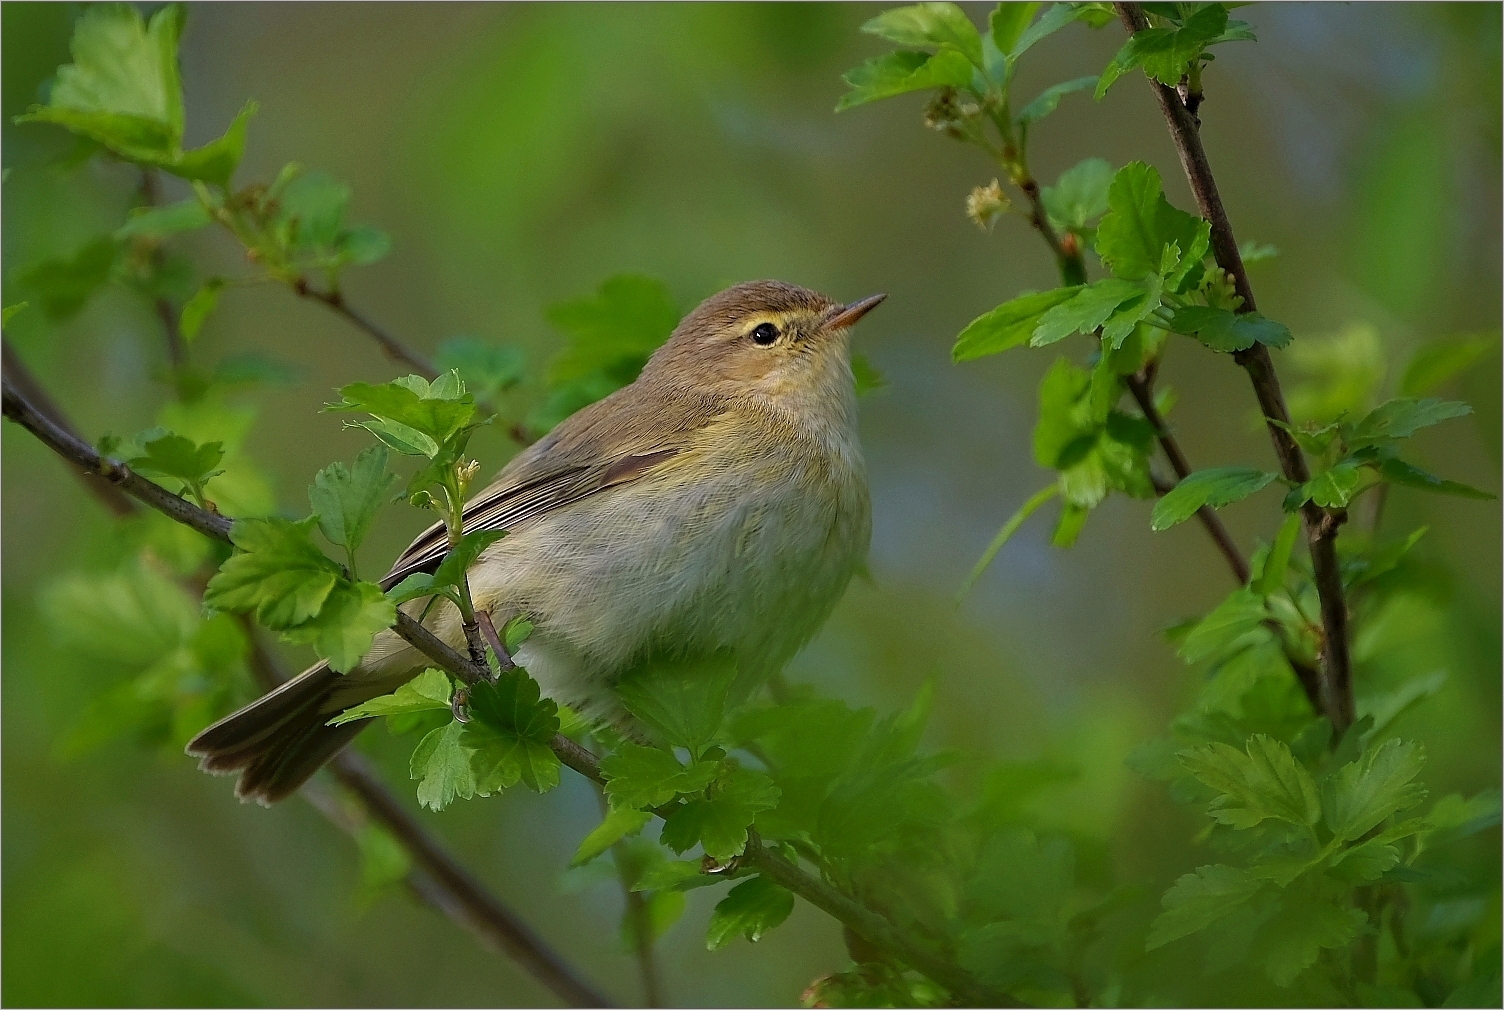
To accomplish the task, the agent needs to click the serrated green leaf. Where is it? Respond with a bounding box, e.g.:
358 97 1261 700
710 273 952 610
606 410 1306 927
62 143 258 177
279 579 396 672
1348 397 1473 447
1031 278 1142 346
308 445 397 561
953 287 1080 360
615 654 737 755
127 430 225 490
1152 467 1278 531
411 719 474 811
1375 458 1494 499
1147 864 1263 949
463 668 562 793
1295 459 1365 509
1179 733 1321 830
1401 336 1495 396
659 767 780 860
1323 738 1427 841
601 744 718 810
1042 157 1114 232
835 48 976 111
1259 884 1367 986
1017 74 1098 126
1095 162 1212 285
1096 5 1232 99
861 3 984 67
329 668 452 726
170 100 255 187
1170 306 1292 351
706 877 794 949
570 806 652 868
328 373 478 453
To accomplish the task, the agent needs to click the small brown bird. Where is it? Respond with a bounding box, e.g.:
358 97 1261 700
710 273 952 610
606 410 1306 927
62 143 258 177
188 280 883 803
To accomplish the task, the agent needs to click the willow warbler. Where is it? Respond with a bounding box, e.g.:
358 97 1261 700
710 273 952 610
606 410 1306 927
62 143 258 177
188 280 882 804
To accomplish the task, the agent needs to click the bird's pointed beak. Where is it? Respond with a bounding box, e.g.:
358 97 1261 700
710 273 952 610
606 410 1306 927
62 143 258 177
824 293 887 331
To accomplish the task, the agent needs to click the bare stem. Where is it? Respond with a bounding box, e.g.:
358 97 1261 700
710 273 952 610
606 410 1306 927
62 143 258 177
1113 1 1354 733
292 279 438 378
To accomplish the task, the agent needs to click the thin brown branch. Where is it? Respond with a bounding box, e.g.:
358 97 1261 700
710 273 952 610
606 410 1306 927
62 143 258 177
5 374 1020 1007
293 279 438 378
1125 372 1251 584
139 170 187 370
2 339 137 518
1113 1 1354 733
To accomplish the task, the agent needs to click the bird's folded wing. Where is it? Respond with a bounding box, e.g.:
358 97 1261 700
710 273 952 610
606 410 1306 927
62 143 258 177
379 384 728 590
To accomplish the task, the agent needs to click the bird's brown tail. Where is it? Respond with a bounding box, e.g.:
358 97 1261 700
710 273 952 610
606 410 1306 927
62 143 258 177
186 661 389 805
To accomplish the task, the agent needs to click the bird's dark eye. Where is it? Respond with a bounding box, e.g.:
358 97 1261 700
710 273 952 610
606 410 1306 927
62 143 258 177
751 322 780 346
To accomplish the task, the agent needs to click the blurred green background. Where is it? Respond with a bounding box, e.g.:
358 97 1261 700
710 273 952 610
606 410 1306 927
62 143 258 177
2 3 1498 1006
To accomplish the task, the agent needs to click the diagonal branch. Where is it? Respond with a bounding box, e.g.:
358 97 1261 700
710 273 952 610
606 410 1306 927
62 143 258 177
292 279 439 378
1113 1 1354 732
4 371 1018 1007
1 367 613 1009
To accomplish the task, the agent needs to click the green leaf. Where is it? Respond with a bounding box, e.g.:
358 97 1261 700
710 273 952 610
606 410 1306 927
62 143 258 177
600 743 719 810
1296 459 1365 509
1348 397 1473 447
1017 74 1098 126
1094 162 1211 285
545 275 679 383
308 445 398 561
334 225 390 266
659 767 780 860
436 337 526 401
116 198 211 239
1147 864 1264 949
328 668 452 726
1 303 27 326
958 483 1059 598
204 517 342 628
169 100 255 187
1096 5 1231 98
15 237 118 319
1401 336 1495 396
279 579 396 673
1178 734 1322 830
952 287 1080 360
277 170 349 250
178 277 225 341
989 3 1041 61
1180 587 1268 664
463 668 562 793
1169 305 1292 351
835 48 976 111
615 654 737 755
1042 157 1113 232
17 4 185 159
1152 467 1278 531
1323 738 1427 841
1240 240 1279 265
1011 3 1087 59
633 859 723 893
1031 278 1142 346
861 3 984 68
570 806 652 868
706 877 795 949
428 529 507 596
850 353 888 397
1424 791 1502 849
411 719 475 811
127 430 225 491
328 372 478 454
1258 884 1367 987
1256 513 1302 597
1376 458 1494 500
1051 500 1089 547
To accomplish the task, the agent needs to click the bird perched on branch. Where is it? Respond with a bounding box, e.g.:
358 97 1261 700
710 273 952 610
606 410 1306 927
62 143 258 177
188 280 883 803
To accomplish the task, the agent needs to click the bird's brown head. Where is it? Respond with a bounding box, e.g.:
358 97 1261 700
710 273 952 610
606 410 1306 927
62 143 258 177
641 280 885 406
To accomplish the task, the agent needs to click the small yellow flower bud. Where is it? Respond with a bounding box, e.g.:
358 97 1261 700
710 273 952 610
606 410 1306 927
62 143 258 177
966 180 1011 232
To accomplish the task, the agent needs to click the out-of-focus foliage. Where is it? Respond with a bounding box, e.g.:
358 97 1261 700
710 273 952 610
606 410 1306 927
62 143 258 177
3 2 1497 1007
